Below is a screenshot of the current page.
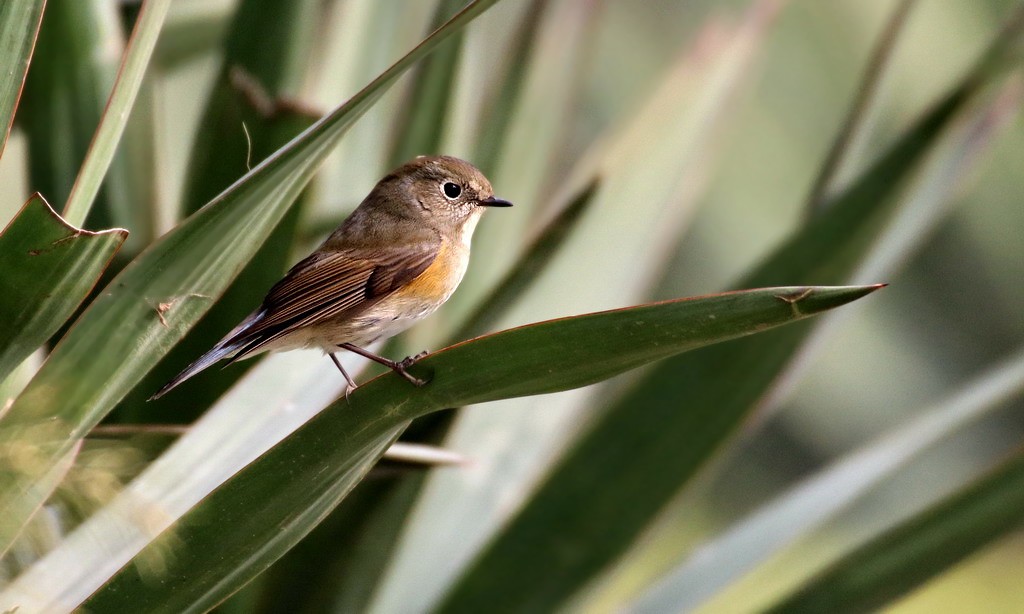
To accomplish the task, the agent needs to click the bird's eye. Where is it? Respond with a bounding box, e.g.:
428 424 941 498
442 182 462 200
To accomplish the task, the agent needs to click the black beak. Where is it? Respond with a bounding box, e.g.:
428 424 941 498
479 196 513 207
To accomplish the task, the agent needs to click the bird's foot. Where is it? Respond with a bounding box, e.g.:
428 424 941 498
401 350 429 366
337 343 430 387
394 351 429 386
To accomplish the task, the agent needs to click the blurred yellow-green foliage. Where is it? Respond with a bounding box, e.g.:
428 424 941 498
617 2 1024 612
599 1 1024 611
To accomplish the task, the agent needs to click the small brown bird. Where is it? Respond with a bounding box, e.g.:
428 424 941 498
152 156 511 399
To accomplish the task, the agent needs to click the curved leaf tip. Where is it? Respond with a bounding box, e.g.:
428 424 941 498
2 193 129 241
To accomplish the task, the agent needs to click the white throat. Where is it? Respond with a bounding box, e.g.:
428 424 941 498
459 209 484 248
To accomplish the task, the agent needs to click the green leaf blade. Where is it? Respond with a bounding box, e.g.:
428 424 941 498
20 0 124 229
765 451 1024 614
632 346 1024 613
0 0 45 158
66 285 880 613
61 0 172 227
0 195 126 385
423 285 885 407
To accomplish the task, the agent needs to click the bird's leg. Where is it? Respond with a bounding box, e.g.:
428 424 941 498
329 352 358 398
338 343 428 387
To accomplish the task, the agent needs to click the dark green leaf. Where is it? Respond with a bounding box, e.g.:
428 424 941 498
80 285 881 613
0 195 126 384
19 0 123 231
765 450 1024 614
0 0 45 158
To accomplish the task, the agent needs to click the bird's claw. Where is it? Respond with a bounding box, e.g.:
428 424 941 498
343 382 358 401
403 350 429 365
395 351 429 387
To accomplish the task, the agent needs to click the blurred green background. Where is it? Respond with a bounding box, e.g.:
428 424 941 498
601 1 1024 611
1 0 1023 611
603 1 1024 611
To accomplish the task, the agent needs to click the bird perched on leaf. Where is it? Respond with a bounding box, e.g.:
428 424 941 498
152 155 511 399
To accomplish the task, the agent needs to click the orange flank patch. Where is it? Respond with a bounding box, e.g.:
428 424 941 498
395 240 465 304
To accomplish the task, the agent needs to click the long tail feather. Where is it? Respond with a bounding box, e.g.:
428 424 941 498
148 340 241 400
148 310 264 400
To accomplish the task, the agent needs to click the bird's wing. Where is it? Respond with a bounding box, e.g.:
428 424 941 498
227 243 440 358
149 242 439 400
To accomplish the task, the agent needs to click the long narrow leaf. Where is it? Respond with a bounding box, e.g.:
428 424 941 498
0 195 126 383
804 0 917 214
764 449 1024 613
632 346 1024 613
20 0 123 227
0 0 504 558
62 0 171 226
44 285 886 613
0 0 45 158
